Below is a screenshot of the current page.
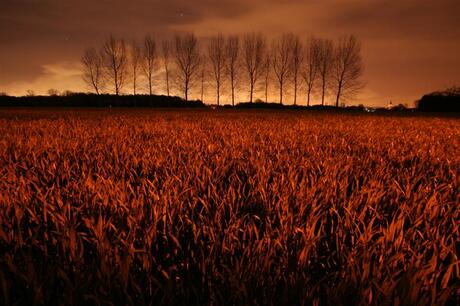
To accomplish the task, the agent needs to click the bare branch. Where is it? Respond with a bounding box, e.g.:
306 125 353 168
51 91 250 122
81 47 104 95
273 33 293 104
162 39 172 96
290 34 303 105
243 33 266 103
208 33 226 106
317 38 334 106
301 37 321 106
174 33 201 101
129 40 142 95
332 35 365 107
143 35 157 95
101 35 127 95
225 35 240 106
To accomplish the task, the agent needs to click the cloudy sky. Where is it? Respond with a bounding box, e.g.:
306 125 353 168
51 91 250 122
0 0 459 106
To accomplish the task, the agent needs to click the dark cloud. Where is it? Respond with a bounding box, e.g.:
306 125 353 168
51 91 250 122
0 0 255 83
324 0 460 40
0 0 254 42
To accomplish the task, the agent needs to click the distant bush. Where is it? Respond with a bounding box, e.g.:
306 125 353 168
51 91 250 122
0 93 205 108
236 101 286 109
417 86 460 112
234 102 369 112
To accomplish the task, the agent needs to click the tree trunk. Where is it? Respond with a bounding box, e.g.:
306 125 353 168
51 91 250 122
166 71 170 96
265 81 268 103
133 75 136 95
294 80 297 105
201 77 204 102
231 75 235 106
149 77 152 95
279 81 283 105
336 85 342 108
321 78 325 106
217 85 220 106
294 77 297 105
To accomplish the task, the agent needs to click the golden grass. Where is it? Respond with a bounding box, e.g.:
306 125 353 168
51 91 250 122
0 109 458 305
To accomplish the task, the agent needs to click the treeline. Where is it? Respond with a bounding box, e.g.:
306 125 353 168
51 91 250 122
81 33 364 107
0 93 204 108
417 86 460 112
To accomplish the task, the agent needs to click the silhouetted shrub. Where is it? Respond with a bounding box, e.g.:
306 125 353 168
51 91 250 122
417 87 460 112
0 94 205 108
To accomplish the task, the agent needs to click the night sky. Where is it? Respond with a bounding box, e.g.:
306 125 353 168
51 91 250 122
0 0 459 106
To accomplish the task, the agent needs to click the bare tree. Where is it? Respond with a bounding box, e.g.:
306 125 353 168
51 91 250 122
225 35 240 106
273 34 293 104
200 65 206 102
317 38 333 106
208 33 226 106
302 37 320 106
198 53 209 103
143 35 157 95
161 39 171 96
130 40 142 95
332 35 364 107
263 54 271 103
174 33 201 101
102 35 127 95
243 33 266 103
81 47 103 95
290 35 303 105
47 89 59 96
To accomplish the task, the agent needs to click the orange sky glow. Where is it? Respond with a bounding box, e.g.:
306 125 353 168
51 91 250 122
0 0 459 107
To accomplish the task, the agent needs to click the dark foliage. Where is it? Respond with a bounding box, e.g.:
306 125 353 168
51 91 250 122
0 93 205 108
235 102 349 111
417 87 460 112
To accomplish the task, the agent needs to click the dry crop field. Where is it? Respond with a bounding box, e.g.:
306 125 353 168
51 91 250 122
0 109 458 305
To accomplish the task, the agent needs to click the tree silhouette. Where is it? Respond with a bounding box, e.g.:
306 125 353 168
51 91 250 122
225 35 240 106
243 33 266 103
332 35 364 107
161 39 172 96
174 34 201 101
143 35 157 95
102 35 127 95
273 34 293 105
302 37 320 106
200 64 206 102
47 89 59 96
208 33 226 106
263 54 271 103
290 35 303 105
317 38 333 106
81 48 104 95
130 40 142 95
78 32 366 105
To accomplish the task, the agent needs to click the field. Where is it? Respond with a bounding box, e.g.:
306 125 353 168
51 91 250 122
0 109 458 305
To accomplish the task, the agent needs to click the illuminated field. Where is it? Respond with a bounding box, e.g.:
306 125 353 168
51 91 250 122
0 109 458 305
